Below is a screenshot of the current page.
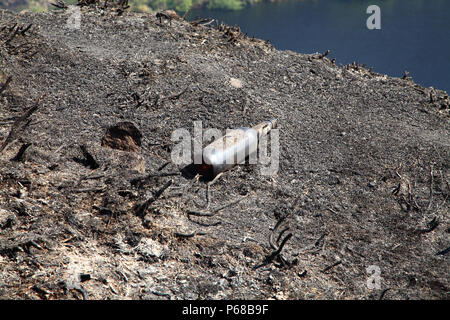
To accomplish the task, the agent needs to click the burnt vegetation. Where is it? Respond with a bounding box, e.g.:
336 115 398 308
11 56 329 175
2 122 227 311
0 4 448 300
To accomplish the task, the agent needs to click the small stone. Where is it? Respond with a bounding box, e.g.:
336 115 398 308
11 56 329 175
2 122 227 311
229 78 243 89
136 238 164 259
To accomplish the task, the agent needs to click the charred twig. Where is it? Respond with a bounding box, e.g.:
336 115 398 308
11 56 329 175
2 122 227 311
165 86 189 101
264 202 298 266
116 7 129 16
7 23 17 33
187 196 246 217
10 143 31 161
157 161 170 171
191 18 214 27
151 87 189 108
74 286 88 300
32 285 50 298
0 94 44 154
437 183 449 211
73 145 100 169
116 270 128 283
51 0 68 9
9 43 34 56
200 19 215 27
77 0 100 7
319 49 330 59
392 170 421 212
436 246 450 256
151 291 171 299
135 179 173 217
92 205 114 216
253 233 293 270
187 216 221 227
175 230 207 239
269 214 289 250
156 12 172 25
84 173 105 180
418 217 439 234
0 76 12 95
26 240 43 252
402 71 410 80
276 226 290 245
80 145 99 169
187 194 245 227
181 6 191 20
4 25 20 45
406 182 419 211
74 168 106 186
20 24 32 36
379 288 391 300
190 18 209 26
321 260 342 273
427 164 434 210
274 233 292 256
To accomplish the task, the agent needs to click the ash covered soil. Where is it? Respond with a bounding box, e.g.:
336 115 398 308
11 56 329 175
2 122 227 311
0 6 449 300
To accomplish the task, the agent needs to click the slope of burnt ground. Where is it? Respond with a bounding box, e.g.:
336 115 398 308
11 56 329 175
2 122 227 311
0 6 448 299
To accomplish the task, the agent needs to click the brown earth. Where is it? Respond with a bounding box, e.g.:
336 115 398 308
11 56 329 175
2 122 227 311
0 5 449 300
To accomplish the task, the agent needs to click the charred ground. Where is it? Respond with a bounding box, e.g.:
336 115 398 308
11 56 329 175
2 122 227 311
0 6 449 299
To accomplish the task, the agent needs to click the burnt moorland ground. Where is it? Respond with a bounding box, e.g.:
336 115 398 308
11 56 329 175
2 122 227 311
0 5 449 300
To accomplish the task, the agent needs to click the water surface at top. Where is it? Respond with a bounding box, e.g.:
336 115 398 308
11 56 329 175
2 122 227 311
188 0 450 93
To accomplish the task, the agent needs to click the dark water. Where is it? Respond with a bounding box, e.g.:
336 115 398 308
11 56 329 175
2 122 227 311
187 0 450 93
